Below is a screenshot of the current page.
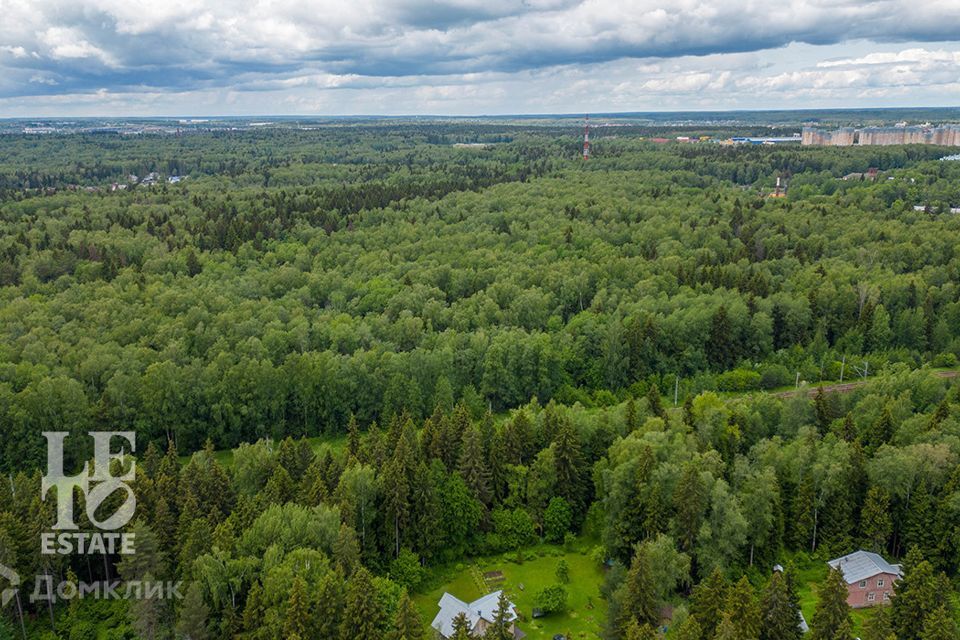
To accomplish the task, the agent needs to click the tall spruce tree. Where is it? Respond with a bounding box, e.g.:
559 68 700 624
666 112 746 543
341 567 383 640
315 569 346 640
860 485 892 554
485 591 514 640
674 615 703 640
760 571 802 640
809 567 852 640
176 581 210 640
647 384 668 422
724 576 761 640
715 611 738 640
706 305 734 370
690 567 727 640
624 620 659 640
451 612 474 639
390 590 425 640
553 417 586 519
861 607 894 640
920 604 957 640
284 576 310 639
891 548 946 640
616 544 659 634
673 464 707 557
458 424 493 506
347 413 361 460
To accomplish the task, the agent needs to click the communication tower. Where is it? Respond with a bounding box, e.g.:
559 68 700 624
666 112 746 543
582 115 590 160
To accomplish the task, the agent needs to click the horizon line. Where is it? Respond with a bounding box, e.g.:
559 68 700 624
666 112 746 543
3 105 960 121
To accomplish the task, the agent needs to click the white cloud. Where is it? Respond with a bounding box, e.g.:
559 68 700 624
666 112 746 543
0 1 959 113
38 27 116 66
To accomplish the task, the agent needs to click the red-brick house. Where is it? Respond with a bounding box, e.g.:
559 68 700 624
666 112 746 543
827 550 902 608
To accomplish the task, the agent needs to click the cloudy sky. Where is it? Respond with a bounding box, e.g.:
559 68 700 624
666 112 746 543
1 0 959 116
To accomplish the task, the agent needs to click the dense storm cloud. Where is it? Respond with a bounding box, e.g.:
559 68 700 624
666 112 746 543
0 0 959 114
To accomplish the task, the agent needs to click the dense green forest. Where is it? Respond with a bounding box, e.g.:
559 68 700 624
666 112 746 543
1 123 960 639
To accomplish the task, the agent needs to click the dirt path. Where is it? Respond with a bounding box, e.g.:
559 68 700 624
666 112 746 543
772 369 960 399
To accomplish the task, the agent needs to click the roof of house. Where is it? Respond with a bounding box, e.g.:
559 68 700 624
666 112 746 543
827 550 902 584
431 590 518 638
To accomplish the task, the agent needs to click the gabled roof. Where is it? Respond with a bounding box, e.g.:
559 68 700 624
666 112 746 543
827 550 902 584
431 590 518 638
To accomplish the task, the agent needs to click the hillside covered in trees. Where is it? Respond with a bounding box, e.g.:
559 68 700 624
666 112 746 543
1 122 959 639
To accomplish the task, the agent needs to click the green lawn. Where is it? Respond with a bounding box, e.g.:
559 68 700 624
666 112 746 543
414 544 607 639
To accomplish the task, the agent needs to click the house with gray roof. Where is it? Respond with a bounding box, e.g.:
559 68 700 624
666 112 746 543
431 590 524 638
827 550 902 608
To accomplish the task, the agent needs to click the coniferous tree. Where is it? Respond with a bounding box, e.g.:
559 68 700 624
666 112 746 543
176 581 211 640
451 612 474 640
383 442 413 558
553 417 586 521
861 607 894 640
623 620 658 640
690 567 727 640
341 567 383 640
760 572 802 640
647 384 668 422
706 305 734 370
868 407 896 449
839 414 857 442
616 544 659 634
284 576 310 639
809 567 852 640
315 569 346 640
904 481 937 559
791 472 816 552
673 464 707 558
459 424 493 506
723 576 761 640
334 522 361 576
860 485 892 553
485 591 514 640
714 611 738 640
242 581 264 633
625 397 640 432
390 590 425 640
891 547 947 640
813 387 831 434
673 614 703 640
682 397 695 431
128 571 171 640
347 413 361 460
920 604 957 640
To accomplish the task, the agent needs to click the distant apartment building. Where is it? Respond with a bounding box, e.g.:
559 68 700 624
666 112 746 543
802 124 960 146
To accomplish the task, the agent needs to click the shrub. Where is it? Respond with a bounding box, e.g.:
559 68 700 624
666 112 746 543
534 584 568 614
389 547 425 590
556 559 570 584
932 352 958 368
716 368 762 391
758 363 792 389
